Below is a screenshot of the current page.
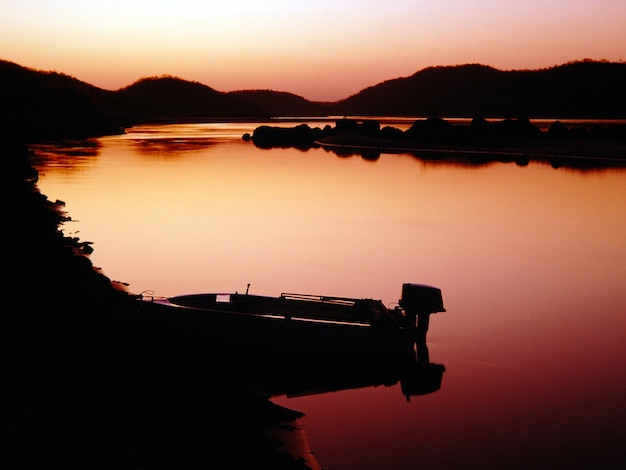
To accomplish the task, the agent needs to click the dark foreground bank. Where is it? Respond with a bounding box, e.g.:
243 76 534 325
0 142 312 469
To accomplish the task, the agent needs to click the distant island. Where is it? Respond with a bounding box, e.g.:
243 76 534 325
246 117 626 169
1 58 626 142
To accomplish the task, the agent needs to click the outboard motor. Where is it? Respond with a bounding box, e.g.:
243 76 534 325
399 283 445 342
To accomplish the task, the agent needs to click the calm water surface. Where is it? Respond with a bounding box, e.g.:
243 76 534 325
33 122 626 469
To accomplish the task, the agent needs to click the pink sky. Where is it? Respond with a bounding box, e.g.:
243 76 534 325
1 0 624 101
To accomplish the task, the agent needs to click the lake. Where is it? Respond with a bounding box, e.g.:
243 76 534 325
32 121 626 469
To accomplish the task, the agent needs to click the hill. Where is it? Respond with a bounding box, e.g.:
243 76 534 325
227 89 329 117
0 59 121 141
2 59 626 141
333 61 626 118
115 76 267 122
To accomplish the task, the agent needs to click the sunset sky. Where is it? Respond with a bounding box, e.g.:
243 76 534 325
2 0 624 101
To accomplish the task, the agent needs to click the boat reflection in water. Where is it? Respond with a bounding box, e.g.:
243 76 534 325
197 329 444 468
136 282 446 401
249 339 445 402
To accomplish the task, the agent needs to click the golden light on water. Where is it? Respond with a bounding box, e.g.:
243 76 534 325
33 123 626 468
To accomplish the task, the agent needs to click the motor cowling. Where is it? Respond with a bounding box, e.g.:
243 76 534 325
400 283 445 314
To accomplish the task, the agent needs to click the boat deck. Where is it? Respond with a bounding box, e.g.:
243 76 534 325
165 292 401 326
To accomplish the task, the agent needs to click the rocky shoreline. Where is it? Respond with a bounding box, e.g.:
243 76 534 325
247 117 626 168
0 143 312 469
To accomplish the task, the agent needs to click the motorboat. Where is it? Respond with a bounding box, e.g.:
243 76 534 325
135 283 445 355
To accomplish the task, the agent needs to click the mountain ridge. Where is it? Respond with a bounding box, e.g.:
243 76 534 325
331 61 626 118
2 58 625 140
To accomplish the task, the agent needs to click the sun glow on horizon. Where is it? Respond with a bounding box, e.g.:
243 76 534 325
1 0 625 101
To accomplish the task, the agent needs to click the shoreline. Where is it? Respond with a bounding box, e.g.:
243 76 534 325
249 117 626 169
315 134 626 167
0 142 312 469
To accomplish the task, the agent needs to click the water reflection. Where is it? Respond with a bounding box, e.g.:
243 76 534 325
31 122 626 469
247 342 445 402
321 144 626 171
252 117 626 171
30 139 101 171
126 297 445 466
130 137 218 156
31 120 626 173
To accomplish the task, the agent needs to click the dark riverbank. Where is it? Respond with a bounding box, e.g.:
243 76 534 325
0 143 312 469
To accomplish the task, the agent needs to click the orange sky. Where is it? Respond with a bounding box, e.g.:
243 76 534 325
2 0 625 101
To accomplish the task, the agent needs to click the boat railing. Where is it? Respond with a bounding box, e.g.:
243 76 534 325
280 292 358 307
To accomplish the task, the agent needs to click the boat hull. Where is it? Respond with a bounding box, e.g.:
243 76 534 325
136 295 420 355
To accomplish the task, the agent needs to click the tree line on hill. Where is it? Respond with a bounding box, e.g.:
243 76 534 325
335 61 626 118
1 58 625 142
